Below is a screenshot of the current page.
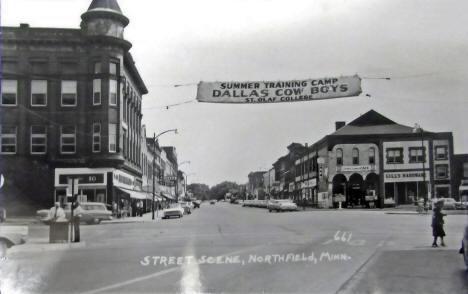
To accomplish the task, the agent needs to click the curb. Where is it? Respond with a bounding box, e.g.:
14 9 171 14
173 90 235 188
7 241 86 255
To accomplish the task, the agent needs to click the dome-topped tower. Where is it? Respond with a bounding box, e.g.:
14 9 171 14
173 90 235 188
80 0 129 39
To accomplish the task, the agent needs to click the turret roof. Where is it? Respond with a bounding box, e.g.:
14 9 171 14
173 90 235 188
87 0 123 14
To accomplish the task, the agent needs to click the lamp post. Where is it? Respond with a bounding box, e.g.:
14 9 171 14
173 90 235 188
178 161 191 198
152 128 177 220
185 172 196 199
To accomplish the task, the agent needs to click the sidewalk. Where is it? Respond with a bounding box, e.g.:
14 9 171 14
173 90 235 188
5 213 161 256
101 211 161 224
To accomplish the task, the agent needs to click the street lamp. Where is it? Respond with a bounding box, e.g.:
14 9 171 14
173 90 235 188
152 128 178 220
178 161 191 198
185 172 196 199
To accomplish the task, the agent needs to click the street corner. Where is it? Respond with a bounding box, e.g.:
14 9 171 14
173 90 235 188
6 240 86 256
337 248 468 294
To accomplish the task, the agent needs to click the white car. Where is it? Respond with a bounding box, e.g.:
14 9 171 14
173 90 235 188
268 199 298 212
37 202 113 224
434 198 457 210
162 204 184 219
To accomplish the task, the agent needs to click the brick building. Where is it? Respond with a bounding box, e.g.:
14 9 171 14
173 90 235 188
0 0 149 212
294 110 455 208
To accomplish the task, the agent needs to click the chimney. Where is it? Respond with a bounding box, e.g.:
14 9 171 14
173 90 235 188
335 121 346 130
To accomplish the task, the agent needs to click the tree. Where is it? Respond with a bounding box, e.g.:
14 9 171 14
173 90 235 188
187 183 210 201
209 181 241 200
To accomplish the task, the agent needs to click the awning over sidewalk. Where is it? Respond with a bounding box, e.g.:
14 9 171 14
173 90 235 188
161 193 174 201
115 187 148 200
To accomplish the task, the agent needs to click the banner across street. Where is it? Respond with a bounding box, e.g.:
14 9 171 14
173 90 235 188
196 75 362 104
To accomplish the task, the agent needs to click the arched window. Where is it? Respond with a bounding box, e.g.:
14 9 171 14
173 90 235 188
352 148 359 165
369 147 375 164
336 148 343 165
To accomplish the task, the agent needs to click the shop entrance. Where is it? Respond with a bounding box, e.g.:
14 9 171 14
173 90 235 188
348 173 364 207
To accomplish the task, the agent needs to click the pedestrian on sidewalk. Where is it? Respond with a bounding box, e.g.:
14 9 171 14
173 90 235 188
48 202 66 222
431 199 446 247
72 201 84 242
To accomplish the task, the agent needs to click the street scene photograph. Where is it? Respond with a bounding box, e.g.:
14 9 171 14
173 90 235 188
1 0 468 293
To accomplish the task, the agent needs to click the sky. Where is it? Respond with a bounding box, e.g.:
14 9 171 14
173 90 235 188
2 0 468 187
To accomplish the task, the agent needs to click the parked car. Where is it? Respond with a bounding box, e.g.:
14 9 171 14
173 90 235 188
162 204 184 219
179 201 192 215
210 200 216 205
460 225 468 267
455 201 468 210
36 202 113 224
268 199 298 212
0 226 27 258
435 198 457 210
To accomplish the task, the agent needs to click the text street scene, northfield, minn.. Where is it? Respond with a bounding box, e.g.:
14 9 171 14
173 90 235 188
1 0 468 293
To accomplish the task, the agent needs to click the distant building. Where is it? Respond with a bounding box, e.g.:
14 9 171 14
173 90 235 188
247 171 267 200
273 143 308 200
453 154 468 200
295 110 455 208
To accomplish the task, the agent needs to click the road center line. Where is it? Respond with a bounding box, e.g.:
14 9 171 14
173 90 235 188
78 244 265 294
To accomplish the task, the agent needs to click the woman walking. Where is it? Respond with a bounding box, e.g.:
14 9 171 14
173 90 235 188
431 200 446 247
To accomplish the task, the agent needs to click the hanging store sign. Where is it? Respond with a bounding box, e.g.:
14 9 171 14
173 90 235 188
384 171 430 183
196 75 362 104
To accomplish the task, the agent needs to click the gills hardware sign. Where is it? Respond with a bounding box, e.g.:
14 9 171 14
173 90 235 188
196 75 362 104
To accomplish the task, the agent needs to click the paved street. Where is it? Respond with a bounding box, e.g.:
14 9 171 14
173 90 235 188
1 202 467 293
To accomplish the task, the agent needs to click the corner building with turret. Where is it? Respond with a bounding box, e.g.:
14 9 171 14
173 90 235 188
0 0 150 213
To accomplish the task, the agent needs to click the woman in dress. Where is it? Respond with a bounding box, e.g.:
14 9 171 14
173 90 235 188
431 200 446 247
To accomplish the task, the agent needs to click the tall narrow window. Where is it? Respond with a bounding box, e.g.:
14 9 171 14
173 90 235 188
93 79 101 105
435 146 448 160
109 123 117 153
435 165 448 179
336 148 343 165
1 80 18 106
123 98 127 122
92 123 101 153
61 125 76 154
109 79 117 106
31 80 47 106
94 62 101 74
369 147 375 164
109 62 118 75
61 81 77 106
31 125 47 154
352 148 359 165
0 125 17 154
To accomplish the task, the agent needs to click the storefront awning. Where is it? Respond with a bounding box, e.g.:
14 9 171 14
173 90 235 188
161 193 174 200
115 186 147 200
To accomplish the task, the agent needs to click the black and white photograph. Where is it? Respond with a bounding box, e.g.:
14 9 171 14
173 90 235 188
1 0 468 293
